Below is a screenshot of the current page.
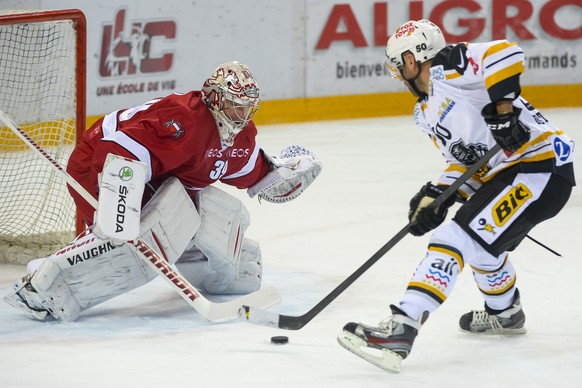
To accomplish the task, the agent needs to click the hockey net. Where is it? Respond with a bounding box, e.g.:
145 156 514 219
0 9 86 265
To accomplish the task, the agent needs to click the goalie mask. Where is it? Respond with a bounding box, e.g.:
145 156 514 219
385 19 446 81
201 61 260 146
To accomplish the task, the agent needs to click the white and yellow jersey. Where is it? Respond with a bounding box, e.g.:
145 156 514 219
414 40 575 197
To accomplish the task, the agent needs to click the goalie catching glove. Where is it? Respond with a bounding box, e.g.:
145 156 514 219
248 145 322 203
408 182 456 236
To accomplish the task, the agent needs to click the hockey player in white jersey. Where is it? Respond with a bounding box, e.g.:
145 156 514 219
338 19 575 373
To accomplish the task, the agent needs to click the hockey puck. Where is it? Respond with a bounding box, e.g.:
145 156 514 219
271 335 289 345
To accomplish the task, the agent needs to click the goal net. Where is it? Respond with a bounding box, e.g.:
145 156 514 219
0 9 86 265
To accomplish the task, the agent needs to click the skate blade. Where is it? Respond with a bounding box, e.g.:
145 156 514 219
337 332 402 373
460 326 527 335
3 294 50 321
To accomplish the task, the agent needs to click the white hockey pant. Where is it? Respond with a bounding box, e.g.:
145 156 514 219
399 222 517 321
25 177 200 322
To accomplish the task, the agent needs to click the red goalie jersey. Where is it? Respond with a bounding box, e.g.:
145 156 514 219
67 91 271 223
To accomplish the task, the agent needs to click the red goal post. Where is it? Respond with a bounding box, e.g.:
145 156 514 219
0 9 86 265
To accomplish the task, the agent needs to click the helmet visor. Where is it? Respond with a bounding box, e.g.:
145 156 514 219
385 59 403 81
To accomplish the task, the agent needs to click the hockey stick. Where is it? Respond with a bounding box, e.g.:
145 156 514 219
525 234 561 257
242 143 503 330
0 109 281 322
452 198 561 257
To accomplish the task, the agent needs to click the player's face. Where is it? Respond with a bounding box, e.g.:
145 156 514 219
223 98 259 127
396 52 429 97
400 56 417 80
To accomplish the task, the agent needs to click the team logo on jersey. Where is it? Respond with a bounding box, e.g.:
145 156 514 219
450 140 488 167
165 119 184 138
492 184 532 227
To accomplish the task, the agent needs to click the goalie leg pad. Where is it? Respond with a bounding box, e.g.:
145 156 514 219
140 177 201 264
193 185 250 278
7 177 200 322
224 238 262 295
28 234 152 322
176 238 262 295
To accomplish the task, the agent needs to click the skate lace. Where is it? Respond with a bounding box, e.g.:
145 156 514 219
377 317 397 335
471 310 503 332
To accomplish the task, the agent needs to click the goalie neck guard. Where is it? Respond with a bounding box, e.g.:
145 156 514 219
201 61 261 146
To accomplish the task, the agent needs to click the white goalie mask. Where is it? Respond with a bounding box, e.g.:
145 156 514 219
201 61 260 146
385 19 446 80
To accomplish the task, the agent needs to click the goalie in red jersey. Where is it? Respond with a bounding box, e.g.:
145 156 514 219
5 61 322 322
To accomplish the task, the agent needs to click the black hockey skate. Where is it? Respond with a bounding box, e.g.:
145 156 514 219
337 305 424 373
459 289 526 334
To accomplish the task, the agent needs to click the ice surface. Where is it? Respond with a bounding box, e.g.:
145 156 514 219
1 108 581 387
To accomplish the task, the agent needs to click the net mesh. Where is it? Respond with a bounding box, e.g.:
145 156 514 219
0 11 79 265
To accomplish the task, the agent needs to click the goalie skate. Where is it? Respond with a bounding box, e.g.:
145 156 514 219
4 274 51 321
337 330 403 373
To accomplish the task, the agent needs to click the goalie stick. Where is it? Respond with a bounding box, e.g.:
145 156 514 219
241 143 503 330
0 109 281 323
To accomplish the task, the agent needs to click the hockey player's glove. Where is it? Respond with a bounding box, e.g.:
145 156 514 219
481 102 530 154
408 182 456 237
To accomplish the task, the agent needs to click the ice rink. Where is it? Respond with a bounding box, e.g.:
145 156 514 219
1 108 581 388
